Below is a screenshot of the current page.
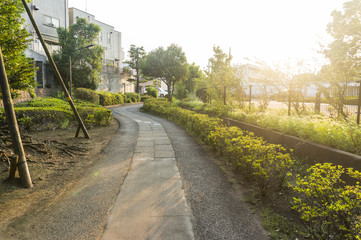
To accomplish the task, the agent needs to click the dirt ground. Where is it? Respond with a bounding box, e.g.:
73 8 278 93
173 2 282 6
0 120 119 233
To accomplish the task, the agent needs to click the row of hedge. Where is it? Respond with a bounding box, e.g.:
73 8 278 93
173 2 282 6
73 88 141 106
143 99 294 195
143 99 361 239
0 97 113 131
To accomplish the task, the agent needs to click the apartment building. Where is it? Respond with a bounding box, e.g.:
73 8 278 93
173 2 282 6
69 8 132 93
22 1 133 93
22 0 69 89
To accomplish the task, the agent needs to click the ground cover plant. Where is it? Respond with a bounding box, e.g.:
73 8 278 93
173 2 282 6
143 98 361 239
178 98 361 155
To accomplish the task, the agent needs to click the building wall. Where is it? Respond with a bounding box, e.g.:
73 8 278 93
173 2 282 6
22 0 69 89
69 8 122 67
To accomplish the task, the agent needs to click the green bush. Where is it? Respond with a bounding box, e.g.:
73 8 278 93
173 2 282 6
15 97 69 108
145 87 158 98
141 95 153 102
180 99 361 155
143 99 295 195
12 107 74 130
78 107 112 126
125 93 141 103
291 163 361 239
115 93 124 105
2 97 113 130
74 88 100 105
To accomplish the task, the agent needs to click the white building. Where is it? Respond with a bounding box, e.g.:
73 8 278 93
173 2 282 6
22 1 134 94
22 0 69 89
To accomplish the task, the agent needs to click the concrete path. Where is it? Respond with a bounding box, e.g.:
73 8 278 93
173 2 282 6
102 106 194 240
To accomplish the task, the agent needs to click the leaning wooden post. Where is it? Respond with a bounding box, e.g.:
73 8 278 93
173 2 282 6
0 47 32 188
21 0 90 139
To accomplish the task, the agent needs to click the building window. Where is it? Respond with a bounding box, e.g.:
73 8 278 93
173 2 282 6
43 15 60 28
107 32 111 43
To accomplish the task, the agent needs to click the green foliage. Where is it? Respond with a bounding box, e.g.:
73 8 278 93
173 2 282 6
291 163 361 239
318 0 361 118
205 46 242 103
141 95 153 102
97 91 124 106
0 0 36 92
124 93 141 103
181 99 361 155
142 44 188 101
175 63 203 99
74 88 100 105
145 87 158 98
143 99 295 195
52 18 104 90
77 107 112 126
261 207 300 239
0 97 112 130
125 45 146 93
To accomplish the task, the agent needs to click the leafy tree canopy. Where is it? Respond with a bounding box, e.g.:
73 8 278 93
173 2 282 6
0 0 36 92
142 44 188 101
53 18 104 90
125 44 146 93
205 46 240 102
324 0 361 77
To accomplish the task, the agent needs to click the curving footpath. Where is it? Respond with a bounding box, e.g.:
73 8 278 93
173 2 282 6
102 105 194 239
2 104 269 240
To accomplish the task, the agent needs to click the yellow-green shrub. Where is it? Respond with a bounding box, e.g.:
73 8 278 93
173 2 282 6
143 99 295 195
291 163 361 239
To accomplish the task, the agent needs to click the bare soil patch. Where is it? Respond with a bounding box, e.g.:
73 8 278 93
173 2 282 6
0 120 119 232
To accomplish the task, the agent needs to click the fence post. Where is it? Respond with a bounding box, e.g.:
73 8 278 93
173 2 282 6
249 85 252 109
315 91 321 114
357 80 361 124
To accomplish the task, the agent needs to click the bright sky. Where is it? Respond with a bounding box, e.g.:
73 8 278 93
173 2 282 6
68 0 348 70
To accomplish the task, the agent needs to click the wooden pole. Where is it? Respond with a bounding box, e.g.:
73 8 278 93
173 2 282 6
69 56 72 97
0 47 32 188
21 0 90 139
249 85 252 109
357 80 361 124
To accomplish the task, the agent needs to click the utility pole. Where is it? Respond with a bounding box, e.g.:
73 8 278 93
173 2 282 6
0 47 32 188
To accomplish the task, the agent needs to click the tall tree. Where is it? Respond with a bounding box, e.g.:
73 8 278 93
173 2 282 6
53 18 104 90
0 0 36 93
206 46 239 103
126 45 146 94
175 63 203 99
142 44 188 101
320 0 361 118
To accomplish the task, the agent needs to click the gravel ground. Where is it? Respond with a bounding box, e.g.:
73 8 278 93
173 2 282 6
2 110 138 240
129 105 270 240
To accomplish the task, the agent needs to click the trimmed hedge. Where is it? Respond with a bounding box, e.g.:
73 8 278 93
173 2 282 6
145 87 158 98
74 88 99 105
143 99 294 195
125 93 141 103
144 99 361 239
1 97 113 130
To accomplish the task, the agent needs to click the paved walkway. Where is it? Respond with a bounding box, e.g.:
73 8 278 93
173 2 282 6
102 106 194 240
